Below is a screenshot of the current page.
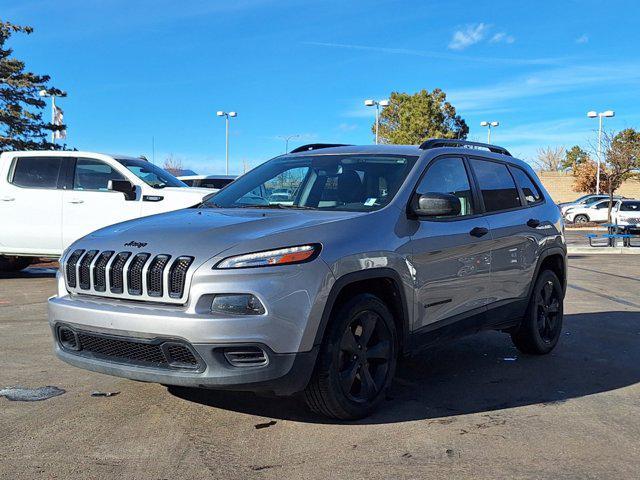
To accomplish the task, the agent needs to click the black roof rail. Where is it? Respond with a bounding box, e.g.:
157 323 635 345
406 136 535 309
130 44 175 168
289 143 352 154
419 138 512 156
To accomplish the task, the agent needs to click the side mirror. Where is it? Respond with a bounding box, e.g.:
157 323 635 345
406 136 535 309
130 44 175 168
411 192 461 218
108 179 136 201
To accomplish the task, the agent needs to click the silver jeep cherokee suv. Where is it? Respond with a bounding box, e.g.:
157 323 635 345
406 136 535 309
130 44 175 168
49 139 567 419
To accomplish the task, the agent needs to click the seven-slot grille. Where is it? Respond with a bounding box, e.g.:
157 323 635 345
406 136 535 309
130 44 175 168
64 249 194 303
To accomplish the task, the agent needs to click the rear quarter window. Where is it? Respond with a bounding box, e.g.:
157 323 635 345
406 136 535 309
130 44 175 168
510 167 543 205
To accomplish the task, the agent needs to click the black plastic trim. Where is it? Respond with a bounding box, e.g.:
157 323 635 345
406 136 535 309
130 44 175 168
313 268 411 353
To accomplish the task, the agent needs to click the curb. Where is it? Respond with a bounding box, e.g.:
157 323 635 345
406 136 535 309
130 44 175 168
567 246 640 255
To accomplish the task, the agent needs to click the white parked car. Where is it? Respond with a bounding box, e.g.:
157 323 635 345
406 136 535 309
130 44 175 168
558 194 622 216
0 151 211 271
612 200 640 229
177 174 237 191
564 198 616 224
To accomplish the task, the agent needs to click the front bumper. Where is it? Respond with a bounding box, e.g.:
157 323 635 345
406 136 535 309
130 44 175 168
51 319 318 395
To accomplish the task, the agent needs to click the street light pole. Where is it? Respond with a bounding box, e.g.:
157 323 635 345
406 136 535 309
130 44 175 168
278 134 300 153
588 110 615 194
364 99 389 144
217 111 237 175
480 121 499 144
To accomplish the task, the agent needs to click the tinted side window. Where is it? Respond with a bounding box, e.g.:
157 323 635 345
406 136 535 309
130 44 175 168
416 157 475 217
470 159 521 212
620 202 640 212
511 167 542 205
594 201 609 209
74 158 125 191
181 179 195 186
11 157 63 188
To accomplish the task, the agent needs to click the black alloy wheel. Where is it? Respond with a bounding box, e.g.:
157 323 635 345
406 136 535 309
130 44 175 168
305 293 398 420
511 269 564 355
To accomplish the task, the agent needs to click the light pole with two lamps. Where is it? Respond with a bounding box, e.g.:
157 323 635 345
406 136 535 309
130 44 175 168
364 99 389 144
278 134 300 153
216 110 237 175
480 121 499 144
587 110 615 194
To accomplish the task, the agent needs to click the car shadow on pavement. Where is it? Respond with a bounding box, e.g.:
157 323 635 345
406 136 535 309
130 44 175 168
0 266 58 280
168 310 640 424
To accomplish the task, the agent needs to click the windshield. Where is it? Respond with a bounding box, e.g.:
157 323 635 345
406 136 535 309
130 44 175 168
202 154 418 211
116 158 187 188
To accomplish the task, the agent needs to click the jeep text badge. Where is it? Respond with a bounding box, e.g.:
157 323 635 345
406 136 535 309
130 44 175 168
124 241 148 248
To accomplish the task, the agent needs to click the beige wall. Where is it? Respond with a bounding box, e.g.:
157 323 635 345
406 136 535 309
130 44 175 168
536 171 640 203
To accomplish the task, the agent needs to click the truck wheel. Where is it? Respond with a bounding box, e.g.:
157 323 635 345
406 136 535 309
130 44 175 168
304 293 397 420
573 214 589 224
511 270 563 355
0 256 32 272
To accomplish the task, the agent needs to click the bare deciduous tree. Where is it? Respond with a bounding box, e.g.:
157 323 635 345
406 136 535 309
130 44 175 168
534 146 565 172
163 154 184 176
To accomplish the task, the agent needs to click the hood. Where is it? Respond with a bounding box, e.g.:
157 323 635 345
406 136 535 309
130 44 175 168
81 207 363 261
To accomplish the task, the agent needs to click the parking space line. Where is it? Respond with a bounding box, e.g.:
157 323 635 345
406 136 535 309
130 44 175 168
568 283 640 308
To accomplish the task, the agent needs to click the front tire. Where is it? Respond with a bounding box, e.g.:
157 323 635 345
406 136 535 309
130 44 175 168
304 294 397 420
573 214 589 224
511 270 563 355
0 256 32 272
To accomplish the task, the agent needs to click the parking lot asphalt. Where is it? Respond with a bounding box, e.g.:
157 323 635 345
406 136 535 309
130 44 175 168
1 256 639 480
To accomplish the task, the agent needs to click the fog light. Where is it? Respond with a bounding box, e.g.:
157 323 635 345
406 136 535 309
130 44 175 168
211 294 265 315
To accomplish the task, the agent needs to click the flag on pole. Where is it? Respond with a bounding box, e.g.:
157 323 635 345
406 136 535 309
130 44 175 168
53 105 66 140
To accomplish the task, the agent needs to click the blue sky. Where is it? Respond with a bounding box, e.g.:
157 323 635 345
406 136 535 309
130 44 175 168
3 0 640 174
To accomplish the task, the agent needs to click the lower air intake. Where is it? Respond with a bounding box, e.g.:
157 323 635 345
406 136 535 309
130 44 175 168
223 346 269 367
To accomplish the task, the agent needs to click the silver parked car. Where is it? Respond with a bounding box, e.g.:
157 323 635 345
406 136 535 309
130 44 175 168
49 140 567 419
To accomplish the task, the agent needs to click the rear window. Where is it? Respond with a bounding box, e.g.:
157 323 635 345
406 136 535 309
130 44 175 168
11 157 64 188
511 167 542 205
470 159 521 212
199 178 234 189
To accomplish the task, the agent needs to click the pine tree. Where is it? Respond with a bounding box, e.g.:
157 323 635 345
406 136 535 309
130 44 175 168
0 20 65 151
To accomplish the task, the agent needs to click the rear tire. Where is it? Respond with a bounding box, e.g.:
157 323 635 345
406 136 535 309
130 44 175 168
0 256 32 272
304 294 397 420
573 214 589 224
511 270 563 355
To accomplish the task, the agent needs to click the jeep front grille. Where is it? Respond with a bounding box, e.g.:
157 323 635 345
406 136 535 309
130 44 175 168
63 249 195 304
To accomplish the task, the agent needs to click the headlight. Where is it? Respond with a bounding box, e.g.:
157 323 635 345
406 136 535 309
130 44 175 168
215 244 321 269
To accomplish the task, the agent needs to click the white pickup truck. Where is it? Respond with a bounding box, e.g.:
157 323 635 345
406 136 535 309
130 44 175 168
0 151 211 271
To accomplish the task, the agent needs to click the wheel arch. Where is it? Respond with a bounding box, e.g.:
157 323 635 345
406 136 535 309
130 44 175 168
313 268 411 354
528 247 567 299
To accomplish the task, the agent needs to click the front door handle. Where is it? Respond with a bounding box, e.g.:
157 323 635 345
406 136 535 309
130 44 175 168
527 218 541 228
68 199 84 204
469 226 489 238
1 196 15 202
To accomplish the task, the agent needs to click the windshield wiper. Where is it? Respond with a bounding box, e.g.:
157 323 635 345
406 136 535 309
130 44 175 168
273 204 317 210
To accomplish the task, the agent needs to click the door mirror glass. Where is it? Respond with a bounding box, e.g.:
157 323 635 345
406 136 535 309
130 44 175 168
108 179 136 200
411 192 461 217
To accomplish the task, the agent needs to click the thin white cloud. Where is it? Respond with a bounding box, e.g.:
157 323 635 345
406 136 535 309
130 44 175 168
448 23 489 50
337 123 358 132
490 32 515 44
576 34 589 44
449 63 640 111
304 41 565 66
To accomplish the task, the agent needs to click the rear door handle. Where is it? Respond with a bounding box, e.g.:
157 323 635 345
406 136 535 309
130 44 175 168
527 218 541 228
1 196 15 202
68 199 84 204
469 227 489 238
